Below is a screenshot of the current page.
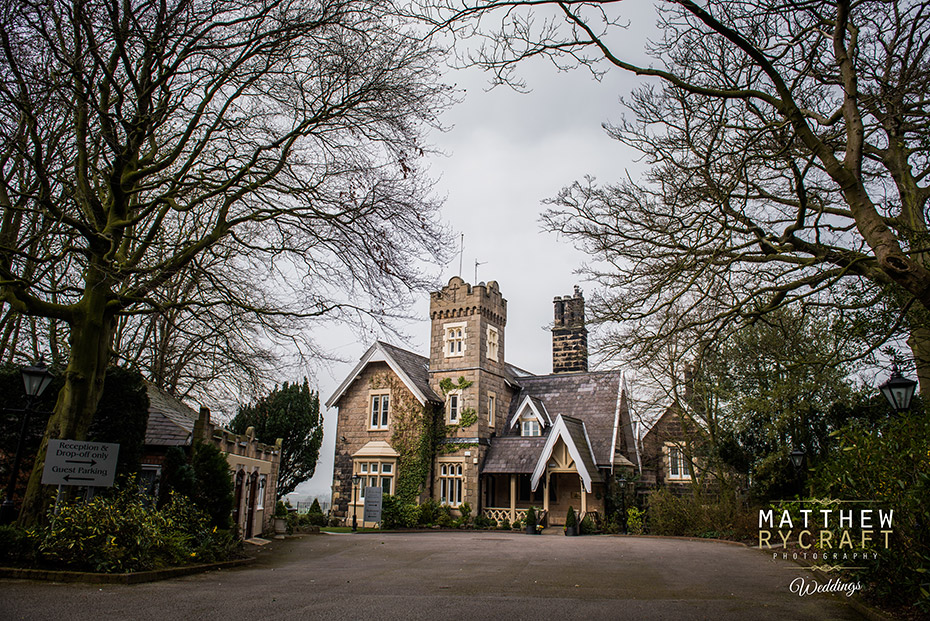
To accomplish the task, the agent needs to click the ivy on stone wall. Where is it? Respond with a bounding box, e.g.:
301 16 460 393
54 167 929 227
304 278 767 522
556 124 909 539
373 374 442 503
439 375 477 430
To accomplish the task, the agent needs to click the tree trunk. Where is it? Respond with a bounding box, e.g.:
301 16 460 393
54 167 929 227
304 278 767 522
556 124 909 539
908 324 930 406
18 280 114 525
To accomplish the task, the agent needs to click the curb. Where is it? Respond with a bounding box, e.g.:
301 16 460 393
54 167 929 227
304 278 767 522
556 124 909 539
0 556 255 585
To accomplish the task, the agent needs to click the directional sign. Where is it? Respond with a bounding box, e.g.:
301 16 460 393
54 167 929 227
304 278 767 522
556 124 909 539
363 486 383 523
42 440 120 487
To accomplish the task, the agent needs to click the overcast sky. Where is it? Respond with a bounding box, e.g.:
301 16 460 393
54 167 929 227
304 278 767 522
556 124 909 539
292 5 660 501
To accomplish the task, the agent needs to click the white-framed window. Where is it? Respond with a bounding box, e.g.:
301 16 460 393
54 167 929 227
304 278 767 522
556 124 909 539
370 393 389 430
255 474 267 510
521 418 541 437
443 322 467 358
439 462 464 506
447 392 460 424
355 460 395 502
667 445 692 481
487 325 500 361
488 392 496 428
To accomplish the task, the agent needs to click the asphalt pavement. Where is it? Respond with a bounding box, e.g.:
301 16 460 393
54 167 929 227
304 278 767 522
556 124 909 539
0 531 866 620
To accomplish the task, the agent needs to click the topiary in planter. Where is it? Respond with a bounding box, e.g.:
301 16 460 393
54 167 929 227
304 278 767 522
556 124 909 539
565 506 577 536
525 506 538 534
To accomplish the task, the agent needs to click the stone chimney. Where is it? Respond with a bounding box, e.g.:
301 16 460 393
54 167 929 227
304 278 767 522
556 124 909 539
552 286 588 373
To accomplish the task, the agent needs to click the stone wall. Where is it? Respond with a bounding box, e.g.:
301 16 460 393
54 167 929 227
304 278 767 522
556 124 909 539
195 407 281 537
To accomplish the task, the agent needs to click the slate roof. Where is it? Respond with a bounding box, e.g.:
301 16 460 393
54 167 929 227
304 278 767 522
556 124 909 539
144 383 198 446
482 437 547 474
560 415 600 482
504 371 624 467
326 341 442 408
376 342 441 403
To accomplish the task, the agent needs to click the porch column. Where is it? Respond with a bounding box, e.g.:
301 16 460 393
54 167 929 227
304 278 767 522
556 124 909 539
543 469 550 513
509 474 516 521
580 477 587 514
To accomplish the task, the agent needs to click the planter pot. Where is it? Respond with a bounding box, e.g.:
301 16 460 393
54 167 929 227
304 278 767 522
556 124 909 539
525 523 538 535
273 517 287 539
565 526 577 536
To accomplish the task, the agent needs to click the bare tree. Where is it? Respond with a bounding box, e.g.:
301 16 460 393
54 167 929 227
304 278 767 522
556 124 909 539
424 0 930 391
0 0 452 523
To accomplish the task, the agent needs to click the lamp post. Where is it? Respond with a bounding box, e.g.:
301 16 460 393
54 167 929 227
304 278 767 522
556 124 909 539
789 447 807 501
879 362 917 414
617 474 628 534
1 360 54 525
351 474 360 532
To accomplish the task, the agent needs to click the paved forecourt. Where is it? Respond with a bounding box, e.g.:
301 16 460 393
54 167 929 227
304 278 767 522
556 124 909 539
0 531 864 620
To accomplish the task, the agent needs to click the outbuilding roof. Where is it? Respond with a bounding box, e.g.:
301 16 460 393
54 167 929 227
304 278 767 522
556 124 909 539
143 383 198 446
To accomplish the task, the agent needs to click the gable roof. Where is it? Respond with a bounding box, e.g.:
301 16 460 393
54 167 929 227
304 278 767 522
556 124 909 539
144 383 198 446
530 415 600 493
507 371 628 468
325 341 442 408
507 394 551 430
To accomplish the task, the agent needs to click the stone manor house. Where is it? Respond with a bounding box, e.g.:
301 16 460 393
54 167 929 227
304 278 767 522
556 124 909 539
327 277 691 527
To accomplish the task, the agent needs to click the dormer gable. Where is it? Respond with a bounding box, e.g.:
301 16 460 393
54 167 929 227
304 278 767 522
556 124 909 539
508 395 551 436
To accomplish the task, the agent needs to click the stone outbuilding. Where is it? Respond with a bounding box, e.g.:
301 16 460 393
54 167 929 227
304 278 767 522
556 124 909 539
141 384 282 538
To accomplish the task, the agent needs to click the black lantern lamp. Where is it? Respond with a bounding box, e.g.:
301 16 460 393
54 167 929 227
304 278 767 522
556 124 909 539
789 449 806 470
351 474 361 532
879 362 917 413
21 360 54 399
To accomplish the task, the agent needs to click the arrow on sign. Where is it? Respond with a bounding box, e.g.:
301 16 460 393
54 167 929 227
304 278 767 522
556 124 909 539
63 475 95 482
65 459 98 466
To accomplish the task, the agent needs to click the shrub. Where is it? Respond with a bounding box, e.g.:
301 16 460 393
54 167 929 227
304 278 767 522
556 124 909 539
580 514 596 534
525 506 537 530
626 507 645 535
811 412 930 613
308 499 323 515
0 525 37 564
286 511 300 534
190 442 234 529
455 502 472 528
499 517 511 531
418 498 440 525
399 503 420 528
36 486 234 573
474 514 495 529
437 504 454 528
565 506 577 529
275 500 288 518
381 495 401 529
512 515 523 530
646 488 741 538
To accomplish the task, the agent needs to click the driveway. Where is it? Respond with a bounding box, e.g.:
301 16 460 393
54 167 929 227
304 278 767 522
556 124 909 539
0 532 864 620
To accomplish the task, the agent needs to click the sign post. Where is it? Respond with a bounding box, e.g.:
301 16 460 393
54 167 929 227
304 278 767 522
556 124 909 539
363 486 383 526
41 440 120 488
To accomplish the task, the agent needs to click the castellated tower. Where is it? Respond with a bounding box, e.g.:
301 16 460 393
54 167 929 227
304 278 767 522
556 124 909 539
552 285 588 373
429 277 508 510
